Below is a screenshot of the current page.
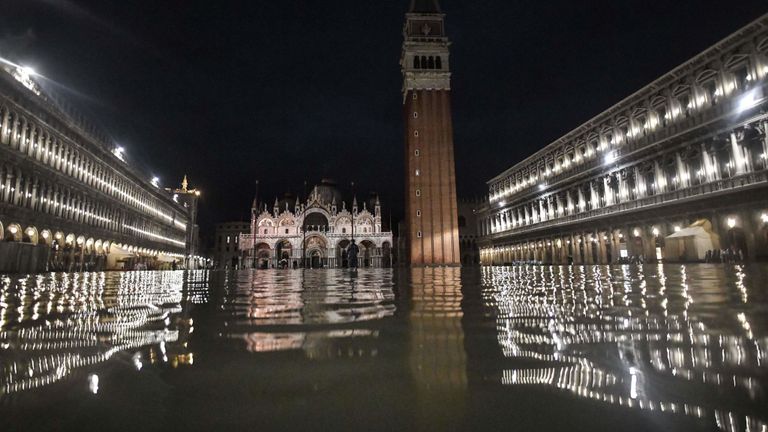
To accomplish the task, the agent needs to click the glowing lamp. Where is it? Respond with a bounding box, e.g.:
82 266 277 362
727 218 737 229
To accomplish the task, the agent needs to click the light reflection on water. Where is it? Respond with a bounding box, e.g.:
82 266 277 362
0 266 766 431
0 271 202 395
219 269 396 356
483 264 768 432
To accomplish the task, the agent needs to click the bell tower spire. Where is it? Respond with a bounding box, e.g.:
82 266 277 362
409 0 441 13
401 1 460 266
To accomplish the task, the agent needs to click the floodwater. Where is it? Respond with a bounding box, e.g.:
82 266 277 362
0 265 766 431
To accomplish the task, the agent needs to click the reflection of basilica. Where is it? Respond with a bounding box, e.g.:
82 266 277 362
484 265 768 432
222 269 396 359
239 180 393 269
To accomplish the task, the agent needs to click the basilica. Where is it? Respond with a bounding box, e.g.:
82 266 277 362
239 180 393 268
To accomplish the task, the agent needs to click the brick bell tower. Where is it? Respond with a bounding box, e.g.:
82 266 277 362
401 0 460 266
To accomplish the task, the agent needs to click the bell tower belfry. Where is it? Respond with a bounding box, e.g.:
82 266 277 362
401 0 460 266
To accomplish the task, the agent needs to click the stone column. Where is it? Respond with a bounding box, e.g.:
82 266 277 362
730 132 746 175
598 233 609 264
634 167 645 199
675 152 689 188
654 161 666 193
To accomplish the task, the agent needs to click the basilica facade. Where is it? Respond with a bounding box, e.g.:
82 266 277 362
239 180 393 269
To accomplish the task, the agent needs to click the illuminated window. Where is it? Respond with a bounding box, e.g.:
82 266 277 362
226 236 231 244
415 169 420 176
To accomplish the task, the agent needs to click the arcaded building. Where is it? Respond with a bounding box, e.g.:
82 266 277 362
0 63 200 272
239 180 393 269
478 14 768 264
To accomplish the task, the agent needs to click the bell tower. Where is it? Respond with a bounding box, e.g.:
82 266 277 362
401 0 460 266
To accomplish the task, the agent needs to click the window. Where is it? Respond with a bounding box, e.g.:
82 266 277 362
413 56 421 69
413 93 418 100
416 189 421 197
416 210 421 217
436 56 442 69
226 236 231 244
285 229 289 234
414 130 419 137
417 231 422 238
342 228 347 234
413 112 418 119
263 229 268 234
415 149 420 157
415 169 420 176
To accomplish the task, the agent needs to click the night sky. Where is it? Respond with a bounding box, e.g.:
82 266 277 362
1 0 766 244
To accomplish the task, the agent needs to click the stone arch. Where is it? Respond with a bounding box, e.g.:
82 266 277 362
39 229 52 246
303 234 328 268
5 223 22 241
23 226 39 244
254 242 272 269
276 239 292 261
359 240 376 267
304 210 330 232
337 239 351 267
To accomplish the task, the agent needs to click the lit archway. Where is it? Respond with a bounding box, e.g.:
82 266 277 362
23 226 38 244
5 223 22 242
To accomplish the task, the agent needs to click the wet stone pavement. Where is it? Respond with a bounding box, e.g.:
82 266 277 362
0 265 766 431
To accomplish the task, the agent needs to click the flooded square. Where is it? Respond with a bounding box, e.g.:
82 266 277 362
0 265 766 431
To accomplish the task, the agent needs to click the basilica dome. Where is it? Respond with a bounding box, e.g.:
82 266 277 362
314 179 344 205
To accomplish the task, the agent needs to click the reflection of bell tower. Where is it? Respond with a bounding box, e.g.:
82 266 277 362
402 0 460 266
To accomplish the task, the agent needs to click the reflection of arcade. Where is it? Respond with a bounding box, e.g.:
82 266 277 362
0 271 201 396
484 265 768 432
408 267 467 429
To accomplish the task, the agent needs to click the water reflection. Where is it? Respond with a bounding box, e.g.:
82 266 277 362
483 265 768 432
408 267 467 430
0 271 201 396
220 269 396 357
